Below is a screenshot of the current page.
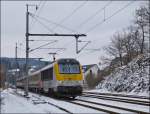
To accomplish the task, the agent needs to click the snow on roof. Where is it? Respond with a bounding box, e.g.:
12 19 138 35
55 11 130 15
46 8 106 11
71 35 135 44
82 64 98 73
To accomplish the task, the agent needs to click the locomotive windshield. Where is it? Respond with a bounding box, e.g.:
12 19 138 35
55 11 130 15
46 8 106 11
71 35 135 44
59 64 80 74
58 59 81 74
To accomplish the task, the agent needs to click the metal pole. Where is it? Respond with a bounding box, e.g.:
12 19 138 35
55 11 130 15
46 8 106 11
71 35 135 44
25 4 29 96
149 0 150 54
15 43 17 92
75 36 79 54
148 0 150 82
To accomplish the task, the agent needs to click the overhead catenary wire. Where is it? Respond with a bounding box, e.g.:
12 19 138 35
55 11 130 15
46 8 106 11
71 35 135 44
76 0 112 29
29 14 57 50
28 3 87 56
29 12 77 55
39 48 66 50
29 39 57 42
75 49 98 59
84 0 136 46
30 13 55 33
54 1 111 55
27 1 136 60
29 1 87 35
19 1 46 49
52 0 88 31
27 13 77 58
51 1 89 54
86 0 135 33
54 1 112 55
30 1 87 34
52 0 112 55
30 1 46 31
45 1 112 56
76 1 136 59
31 13 76 33
17 47 39 58
35 1 46 19
29 40 58 53
30 14 76 54
29 1 88 55
17 44 58 60
29 1 42 26
46 1 87 55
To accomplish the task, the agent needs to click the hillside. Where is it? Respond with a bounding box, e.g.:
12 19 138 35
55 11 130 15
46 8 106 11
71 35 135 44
96 53 149 96
1 57 50 84
1 57 50 73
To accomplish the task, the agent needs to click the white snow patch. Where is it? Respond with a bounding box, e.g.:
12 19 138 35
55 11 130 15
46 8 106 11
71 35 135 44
96 54 150 96
1 88 103 113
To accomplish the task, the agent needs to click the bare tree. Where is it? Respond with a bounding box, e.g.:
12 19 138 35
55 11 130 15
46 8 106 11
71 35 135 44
104 32 124 66
99 3 149 75
122 26 141 63
134 5 149 54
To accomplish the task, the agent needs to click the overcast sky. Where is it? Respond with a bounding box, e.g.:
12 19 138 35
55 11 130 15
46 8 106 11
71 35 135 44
1 0 147 65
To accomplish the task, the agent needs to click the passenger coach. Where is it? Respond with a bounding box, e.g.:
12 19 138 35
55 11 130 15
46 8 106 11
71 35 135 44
17 58 83 98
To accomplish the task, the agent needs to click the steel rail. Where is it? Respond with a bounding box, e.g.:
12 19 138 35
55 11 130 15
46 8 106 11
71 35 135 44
47 102 73 114
83 92 150 99
67 100 119 114
11 91 72 113
31 95 73 114
82 93 150 106
75 98 149 114
83 93 149 104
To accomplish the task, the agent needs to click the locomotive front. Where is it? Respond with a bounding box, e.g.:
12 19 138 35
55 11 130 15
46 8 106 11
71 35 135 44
54 58 83 97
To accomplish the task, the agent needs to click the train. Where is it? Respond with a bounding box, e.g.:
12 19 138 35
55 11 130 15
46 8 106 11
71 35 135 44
17 58 83 98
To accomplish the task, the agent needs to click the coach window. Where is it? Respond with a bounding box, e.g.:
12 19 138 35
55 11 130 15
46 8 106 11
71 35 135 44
41 68 53 81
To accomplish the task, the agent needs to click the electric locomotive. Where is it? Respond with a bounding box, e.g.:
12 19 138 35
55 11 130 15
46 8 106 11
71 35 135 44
17 58 83 98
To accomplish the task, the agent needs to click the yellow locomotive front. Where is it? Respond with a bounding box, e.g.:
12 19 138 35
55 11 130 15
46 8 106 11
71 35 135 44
53 58 83 97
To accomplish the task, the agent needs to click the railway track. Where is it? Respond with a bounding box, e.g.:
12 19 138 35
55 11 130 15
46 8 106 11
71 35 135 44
67 100 120 114
12 89 149 114
70 98 149 114
32 95 118 114
31 95 73 114
83 92 150 100
31 94 133 114
82 92 150 106
47 102 73 114
32 94 122 114
10 92 72 114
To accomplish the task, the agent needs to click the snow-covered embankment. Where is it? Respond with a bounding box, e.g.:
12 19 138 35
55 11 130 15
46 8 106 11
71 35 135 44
96 54 150 96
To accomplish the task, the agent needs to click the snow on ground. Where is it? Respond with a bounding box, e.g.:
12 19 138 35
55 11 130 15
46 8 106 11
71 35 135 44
1 88 65 113
77 96 149 113
84 91 149 102
1 88 103 113
73 100 133 113
96 54 150 97
86 89 149 98
1 88 149 113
